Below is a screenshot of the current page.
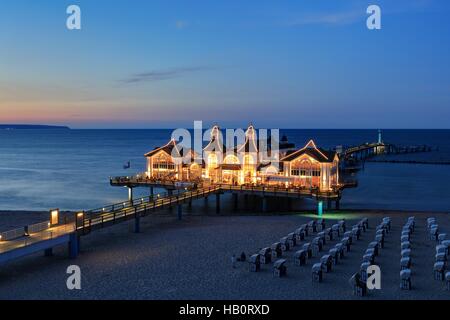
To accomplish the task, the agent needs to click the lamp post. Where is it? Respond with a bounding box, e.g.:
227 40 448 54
76 212 84 230
49 209 59 227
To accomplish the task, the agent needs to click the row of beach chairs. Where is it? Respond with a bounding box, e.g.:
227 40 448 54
349 217 387 296
428 217 450 291
400 217 415 290
310 218 364 283
249 219 325 277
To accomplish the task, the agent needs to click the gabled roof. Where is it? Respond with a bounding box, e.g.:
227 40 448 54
237 125 258 153
203 125 227 152
280 140 336 163
144 139 181 158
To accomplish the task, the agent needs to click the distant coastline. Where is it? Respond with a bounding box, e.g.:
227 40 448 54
0 124 70 130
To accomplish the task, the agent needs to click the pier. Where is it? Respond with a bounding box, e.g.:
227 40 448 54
340 130 435 167
0 181 352 267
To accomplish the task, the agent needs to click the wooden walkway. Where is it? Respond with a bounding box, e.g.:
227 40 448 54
0 183 347 266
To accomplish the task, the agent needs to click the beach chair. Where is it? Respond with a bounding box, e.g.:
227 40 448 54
436 245 447 256
287 233 296 247
350 272 367 296
312 263 323 283
435 253 447 267
318 218 326 231
294 249 307 266
318 231 326 245
249 254 261 272
401 241 411 251
321 255 333 273
400 257 411 270
352 226 361 241
316 219 324 232
308 220 317 234
273 259 287 278
430 226 439 241
362 218 369 230
324 228 332 241
338 219 346 233
400 269 412 290
303 242 312 259
341 237 351 252
360 262 370 282
332 224 340 239
401 249 411 258
375 234 384 249
329 248 339 265
259 247 272 264
438 233 447 245
376 226 386 238
442 240 450 256
434 262 445 281
363 252 375 265
295 227 305 242
446 272 450 291
344 231 353 244
382 217 391 231
280 237 290 252
271 242 282 259
368 242 379 256
335 243 345 259
301 224 309 237
312 237 323 256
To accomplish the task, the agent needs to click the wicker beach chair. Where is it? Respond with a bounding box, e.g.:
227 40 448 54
400 269 412 290
294 249 307 266
273 259 287 278
312 263 323 283
434 261 445 281
350 272 367 296
321 255 333 273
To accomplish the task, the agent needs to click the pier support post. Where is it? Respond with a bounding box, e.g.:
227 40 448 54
177 204 183 220
188 199 192 210
134 212 141 233
128 187 133 203
44 248 53 257
327 199 332 210
233 193 238 211
168 189 173 196
150 186 154 197
262 196 268 213
335 199 340 210
317 201 323 217
68 233 79 259
204 196 209 208
216 193 221 214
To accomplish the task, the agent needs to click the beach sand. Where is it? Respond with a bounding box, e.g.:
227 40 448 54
0 208 449 300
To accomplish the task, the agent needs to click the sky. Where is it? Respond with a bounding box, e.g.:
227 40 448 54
0 0 449 129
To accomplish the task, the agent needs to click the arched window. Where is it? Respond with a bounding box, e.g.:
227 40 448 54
224 154 240 164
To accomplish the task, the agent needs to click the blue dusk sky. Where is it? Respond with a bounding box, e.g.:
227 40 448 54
0 0 449 129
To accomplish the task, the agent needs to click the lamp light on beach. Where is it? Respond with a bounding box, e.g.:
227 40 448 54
49 208 59 227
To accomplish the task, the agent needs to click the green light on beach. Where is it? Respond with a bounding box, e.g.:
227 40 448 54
317 201 323 217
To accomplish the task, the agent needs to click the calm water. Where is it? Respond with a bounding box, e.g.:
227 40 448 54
0 129 449 212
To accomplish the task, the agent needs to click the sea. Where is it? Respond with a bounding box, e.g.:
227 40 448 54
0 129 449 212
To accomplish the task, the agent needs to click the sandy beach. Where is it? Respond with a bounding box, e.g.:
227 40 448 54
0 206 449 300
